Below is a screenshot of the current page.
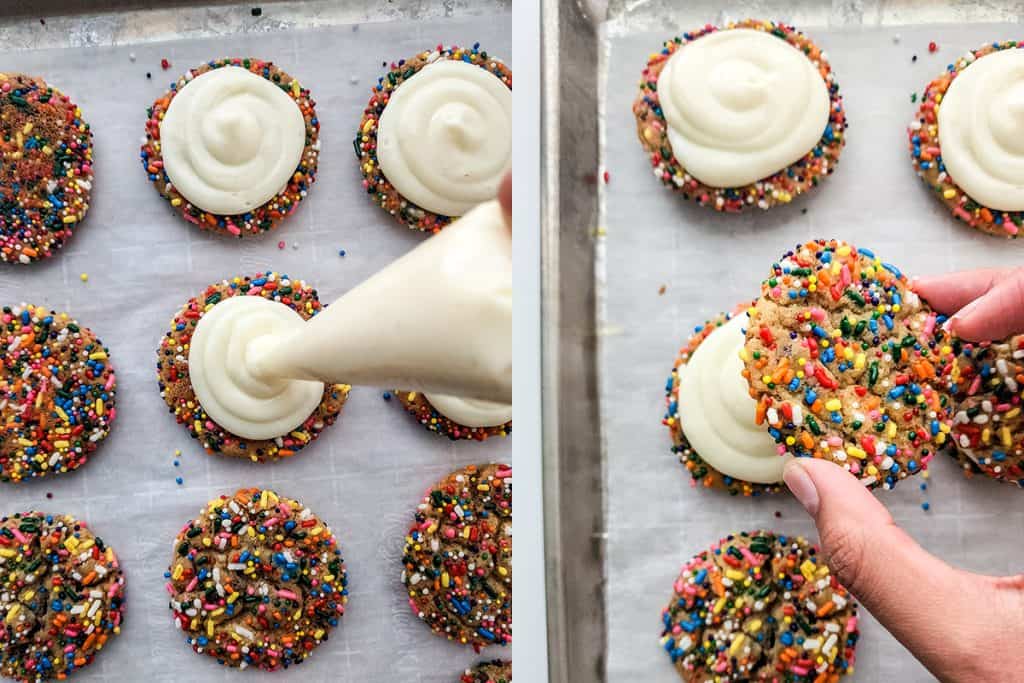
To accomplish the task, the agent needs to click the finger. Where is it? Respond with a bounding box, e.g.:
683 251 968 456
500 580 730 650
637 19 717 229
911 267 1014 315
498 171 512 230
951 272 1024 342
784 459 986 680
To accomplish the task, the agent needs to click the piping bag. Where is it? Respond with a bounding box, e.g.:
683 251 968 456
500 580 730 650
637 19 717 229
187 199 511 440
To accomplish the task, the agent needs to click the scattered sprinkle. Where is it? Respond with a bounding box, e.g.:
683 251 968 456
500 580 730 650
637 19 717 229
921 501 930 511
160 58 170 70
251 7 262 16
129 53 136 62
338 249 346 257
175 476 183 485
382 391 392 401
658 284 666 295
912 54 918 63
80 272 88 282
603 170 610 183
277 240 285 249
928 41 937 53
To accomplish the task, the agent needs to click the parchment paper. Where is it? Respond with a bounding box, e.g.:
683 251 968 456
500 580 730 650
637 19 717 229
602 23 1024 682
0 15 512 683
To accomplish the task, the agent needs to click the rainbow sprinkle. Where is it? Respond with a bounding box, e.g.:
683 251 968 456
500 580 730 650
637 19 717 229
165 488 347 671
660 531 858 681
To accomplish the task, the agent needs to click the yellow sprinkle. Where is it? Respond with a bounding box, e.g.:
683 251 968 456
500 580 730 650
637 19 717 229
725 569 745 581
800 560 816 581
89 351 107 360
96 399 104 416
847 446 866 459
824 399 842 412
729 634 746 656
854 353 865 370
1002 427 1013 448
5 604 20 623
80 273 88 282
62 215 77 224
713 597 726 614
0 548 16 558
172 564 184 580
745 618 762 633
21 122 32 135
64 537 79 551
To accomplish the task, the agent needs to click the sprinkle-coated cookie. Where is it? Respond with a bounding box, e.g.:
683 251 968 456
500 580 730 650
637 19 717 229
355 44 512 233
949 335 1024 485
395 390 511 441
0 304 116 484
660 531 858 682
462 660 511 683
742 240 955 489
402 463 511 651
0 511 125 682
664 309 781 497
141 58 318 237
0 74 93 264
633 20 845 211
909 42 1024 238
165 488 348 671
156 272 349 462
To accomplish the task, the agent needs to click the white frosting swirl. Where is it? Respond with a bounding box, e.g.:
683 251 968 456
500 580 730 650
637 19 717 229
377 59 511 217
188 295 324 440
424 393 512 428
938 47 1024 211
160 65 306 215
676 314 787 483
657 28 830 188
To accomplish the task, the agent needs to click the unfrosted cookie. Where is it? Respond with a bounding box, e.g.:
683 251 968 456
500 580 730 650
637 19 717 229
909 42 1024 238
660 531 858 682
950 336 1024 485
156 272 349 462
165 488 348 671
355 44 512 233
402 463 511 651
142 58 318 237
664 309 783 496
742 240 955 489
462 660 511 683
0 304 116 484
395 390 511 441
633 20 845 211
0 511 125 682
0 73 93 264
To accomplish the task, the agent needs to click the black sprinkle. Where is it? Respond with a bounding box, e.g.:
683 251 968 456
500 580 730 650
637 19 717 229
251 7 262 16
801 208 808 215
774 510 781 518
146 72 152 79
912 54 918 62
46 492 53 499
39 18 46 25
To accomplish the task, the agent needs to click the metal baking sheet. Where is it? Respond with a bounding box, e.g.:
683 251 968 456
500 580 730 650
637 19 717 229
542 3 1024 681
0 11 512 683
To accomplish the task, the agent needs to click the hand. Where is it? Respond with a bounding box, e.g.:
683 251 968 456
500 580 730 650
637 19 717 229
499 171 512 230
783 458 1024 682
914 266 1024 341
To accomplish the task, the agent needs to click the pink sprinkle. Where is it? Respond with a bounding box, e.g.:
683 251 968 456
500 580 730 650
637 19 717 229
922 312 936 337
739 546 757 566
952 206 975 225
278 241 286 249
225 223 241 236
790 665 810 676
165 582 176 595
104 374 116 391
846 615 858 632
809 307 826 322
968 375 982 396
11 529 27 544
186 577 198 592
277 589 298 600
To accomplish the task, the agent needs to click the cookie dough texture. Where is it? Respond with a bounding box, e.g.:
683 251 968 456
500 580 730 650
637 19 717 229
156 272 349 462
0 305 117 484
633 19 845 212
402 463 511 651
950 335 1024 484
660 531 858 682
395 390 511 441
0 511 125 682
909 42 1024 238
664 310 781 497
462 659 511 682
743 240 955 489
355 44 512 233
0 73 93 264
166 488 348 671
141 58 318 237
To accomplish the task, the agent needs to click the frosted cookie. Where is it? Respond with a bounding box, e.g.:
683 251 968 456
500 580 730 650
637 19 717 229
0 74 93 263
165 488 348 671
156 272 349 462
395 390 511 441
743 240 955 489
0 511 125 682
910 42 1024 238
633 20 845 211
141 58 318 237
462 660 511 682
660 531 858 682
949 336 1024 485
0 305 116 484
664 309 785 496
356 44 512 232
402 463 511 651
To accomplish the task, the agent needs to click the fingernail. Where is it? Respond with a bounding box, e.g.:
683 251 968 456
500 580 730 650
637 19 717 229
941 317 953 335
783 460 820 517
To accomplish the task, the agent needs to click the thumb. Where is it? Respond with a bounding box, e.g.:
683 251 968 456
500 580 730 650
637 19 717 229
783 458 986 679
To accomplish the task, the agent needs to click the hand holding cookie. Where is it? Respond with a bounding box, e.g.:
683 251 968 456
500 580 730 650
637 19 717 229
914 267 1024 342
